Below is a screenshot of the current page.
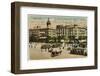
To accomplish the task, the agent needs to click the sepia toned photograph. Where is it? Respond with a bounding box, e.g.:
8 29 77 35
28 14 87 60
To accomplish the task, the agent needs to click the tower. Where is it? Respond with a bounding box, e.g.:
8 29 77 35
47 18 51 29
46 18 51 43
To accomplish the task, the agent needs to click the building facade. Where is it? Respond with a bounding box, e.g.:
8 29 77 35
56 24 87 42
29 18 87 43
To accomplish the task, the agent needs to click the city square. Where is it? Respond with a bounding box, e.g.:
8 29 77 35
29 42 86 60
28 14 87 60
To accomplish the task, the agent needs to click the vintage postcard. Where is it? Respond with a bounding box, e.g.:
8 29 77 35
28 14 87 60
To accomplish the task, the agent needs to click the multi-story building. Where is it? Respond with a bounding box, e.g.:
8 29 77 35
29 18 57 42
56 24 87 42
56 25 70 37
29 18 87 43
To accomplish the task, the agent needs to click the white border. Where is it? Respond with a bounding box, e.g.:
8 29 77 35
20 7 95 70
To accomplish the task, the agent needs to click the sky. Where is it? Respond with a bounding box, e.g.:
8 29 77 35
28 14 87 29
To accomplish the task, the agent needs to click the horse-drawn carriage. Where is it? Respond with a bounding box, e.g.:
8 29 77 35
41 43 62 57
49 48 62 57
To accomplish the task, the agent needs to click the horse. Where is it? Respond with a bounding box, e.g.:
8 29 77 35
50 48 62 57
